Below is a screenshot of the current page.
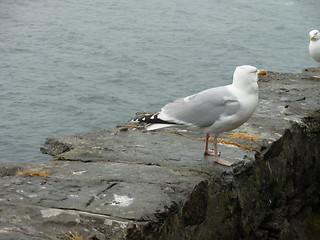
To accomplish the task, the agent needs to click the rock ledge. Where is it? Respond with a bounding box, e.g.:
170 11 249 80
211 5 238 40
0 68 320 240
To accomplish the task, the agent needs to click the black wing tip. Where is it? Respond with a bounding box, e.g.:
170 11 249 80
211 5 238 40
131 112 176 125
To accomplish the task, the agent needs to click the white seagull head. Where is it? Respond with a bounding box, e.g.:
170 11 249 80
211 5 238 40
232 65 266 89
309 30 320 41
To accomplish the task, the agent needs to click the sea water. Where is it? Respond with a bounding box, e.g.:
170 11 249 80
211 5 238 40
0 0 319 163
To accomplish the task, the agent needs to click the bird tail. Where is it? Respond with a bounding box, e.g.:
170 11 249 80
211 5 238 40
131 113 178 130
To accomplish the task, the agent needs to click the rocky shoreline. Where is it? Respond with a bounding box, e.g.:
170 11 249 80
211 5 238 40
0 67 319 240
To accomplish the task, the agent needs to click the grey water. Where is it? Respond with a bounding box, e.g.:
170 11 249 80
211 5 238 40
0 0 319 163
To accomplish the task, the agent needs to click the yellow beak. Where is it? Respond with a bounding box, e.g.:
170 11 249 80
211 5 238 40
258 70 267 76
310 36 315 40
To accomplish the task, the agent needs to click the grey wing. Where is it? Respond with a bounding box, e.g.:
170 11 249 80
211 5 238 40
159 86 240 127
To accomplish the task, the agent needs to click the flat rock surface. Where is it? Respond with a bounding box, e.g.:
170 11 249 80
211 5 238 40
0 67 319 240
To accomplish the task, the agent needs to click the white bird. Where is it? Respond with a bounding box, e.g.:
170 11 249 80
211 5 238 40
309 29 320 78
132 65 267 166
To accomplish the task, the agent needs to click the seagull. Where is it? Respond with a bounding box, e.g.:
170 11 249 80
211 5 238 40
132 65 267 166
309 29 320 78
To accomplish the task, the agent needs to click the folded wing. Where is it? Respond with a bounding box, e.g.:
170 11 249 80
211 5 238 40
159 86 240 128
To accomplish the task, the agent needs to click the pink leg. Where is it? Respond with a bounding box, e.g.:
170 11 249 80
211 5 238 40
211 136 233 167
204 133 215 156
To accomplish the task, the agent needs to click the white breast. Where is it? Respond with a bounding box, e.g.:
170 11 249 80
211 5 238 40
309 41 320 62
